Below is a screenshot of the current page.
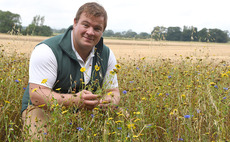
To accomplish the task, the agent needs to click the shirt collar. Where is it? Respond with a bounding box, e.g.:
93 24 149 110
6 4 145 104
71 30 95 62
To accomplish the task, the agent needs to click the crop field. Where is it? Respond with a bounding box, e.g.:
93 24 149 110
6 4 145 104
0 34 230 141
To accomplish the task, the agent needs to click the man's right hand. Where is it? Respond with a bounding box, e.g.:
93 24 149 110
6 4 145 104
75 90 99 110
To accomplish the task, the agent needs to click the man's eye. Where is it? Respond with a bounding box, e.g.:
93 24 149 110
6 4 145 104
83 24 89 27
95 28 102 32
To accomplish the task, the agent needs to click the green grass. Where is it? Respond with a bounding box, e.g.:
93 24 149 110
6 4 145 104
0 43 229 141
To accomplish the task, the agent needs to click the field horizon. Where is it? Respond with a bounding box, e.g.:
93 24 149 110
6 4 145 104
1 33 230 62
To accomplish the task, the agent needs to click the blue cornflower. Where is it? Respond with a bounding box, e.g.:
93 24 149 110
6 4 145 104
117 127 122 130
168 75 172 79
136 67 140 70
15 79 19 83
69 122 72 125
77 127 83 131
166 93 169 96
223 87 228 91
44 133 47 135
23 87 26 90
123 90 127 94
184 115 191 118
214 85 218 89
91 114 94 118
223 97 227 99
129 81 134 83
178 138 183 141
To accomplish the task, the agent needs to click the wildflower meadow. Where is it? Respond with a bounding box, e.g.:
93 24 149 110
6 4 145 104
0 36 230 141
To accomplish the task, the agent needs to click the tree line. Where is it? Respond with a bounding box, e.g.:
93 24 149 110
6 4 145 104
103 26 229 43
0 10 229 43
0 10 52 36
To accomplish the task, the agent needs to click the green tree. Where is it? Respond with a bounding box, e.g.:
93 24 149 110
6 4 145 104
103 30 114 37
136 32 150 39
198 28 209 42
166 27 181 41
24 15 52 36
151 26 167 41
181 26 198 41
114 32 122 37
0 10 21 33
125 29 137 38
209 29 228 43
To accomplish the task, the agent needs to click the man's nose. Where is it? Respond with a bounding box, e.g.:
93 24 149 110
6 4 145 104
86 27 95 35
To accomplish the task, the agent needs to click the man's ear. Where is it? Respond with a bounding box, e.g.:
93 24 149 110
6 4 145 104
73 18 77 26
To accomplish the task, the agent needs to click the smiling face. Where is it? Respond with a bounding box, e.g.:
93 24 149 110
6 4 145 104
72 13 104 53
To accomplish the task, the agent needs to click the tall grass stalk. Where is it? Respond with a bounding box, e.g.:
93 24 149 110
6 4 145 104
0 41 229 141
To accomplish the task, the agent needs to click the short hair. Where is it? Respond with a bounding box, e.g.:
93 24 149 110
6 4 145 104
75 2 107 31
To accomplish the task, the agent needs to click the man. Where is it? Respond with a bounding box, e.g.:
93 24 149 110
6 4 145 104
21 2 120 139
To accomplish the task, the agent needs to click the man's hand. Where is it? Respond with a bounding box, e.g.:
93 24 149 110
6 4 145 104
98 88 120 110
76 90 99 110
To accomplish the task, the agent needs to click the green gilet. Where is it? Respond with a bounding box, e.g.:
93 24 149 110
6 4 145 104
21 26 110 113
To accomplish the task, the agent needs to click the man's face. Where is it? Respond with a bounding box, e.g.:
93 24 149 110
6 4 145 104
73 13 104 51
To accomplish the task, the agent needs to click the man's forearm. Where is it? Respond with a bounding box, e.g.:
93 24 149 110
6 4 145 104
29 83 79 107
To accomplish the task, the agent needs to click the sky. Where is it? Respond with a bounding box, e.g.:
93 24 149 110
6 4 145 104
0 0 229 34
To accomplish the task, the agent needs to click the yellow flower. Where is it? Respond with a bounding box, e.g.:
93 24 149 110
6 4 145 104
107 92 112 96
94 65 100 71
134 118 141 122
127 123 136 129
108 132 116 135
41 79 48 84
133 111 141 115
108 117 113 120
173 109 178 114
133 135 139 138
169 112 174 115
141 97 146 100
141 57 146 60
38 104 46 108
4 100 10 104
51 104 55 109
118 113 124 117
35 117 38 122
110 71 116 75
181 94 186 98
32 88 38 93
115 64 121 69
61 110 68 114
113 69 119 73
210 82 216 86
115 120 123 123
94 134 97 136
221 73 228 78
80 67 86 72
56 88 61 91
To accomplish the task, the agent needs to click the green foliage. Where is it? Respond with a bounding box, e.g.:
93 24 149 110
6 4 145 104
209 29 229 43
166 27 182 41
23 15 53 36
198 28 209 42
151 26 167 41
1 40 230 141
181 26 198 41
103 30 114 37
0 10 22 33
24 24 53 36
